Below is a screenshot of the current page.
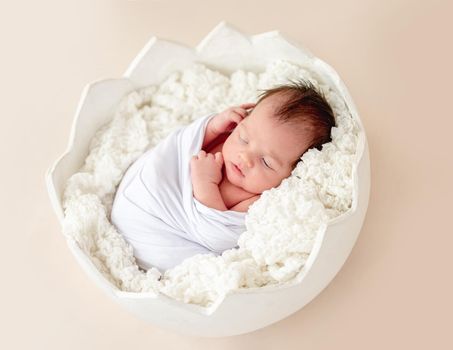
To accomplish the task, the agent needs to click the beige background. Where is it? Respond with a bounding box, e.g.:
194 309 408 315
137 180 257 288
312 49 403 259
1 0 451 348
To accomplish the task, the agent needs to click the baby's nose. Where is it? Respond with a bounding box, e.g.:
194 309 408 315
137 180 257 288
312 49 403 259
240 153 253 168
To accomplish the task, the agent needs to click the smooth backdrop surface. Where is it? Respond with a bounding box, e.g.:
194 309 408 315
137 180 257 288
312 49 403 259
0 0 451 349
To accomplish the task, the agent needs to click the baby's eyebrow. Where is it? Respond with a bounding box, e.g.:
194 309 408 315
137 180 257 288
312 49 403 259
240 123 284 167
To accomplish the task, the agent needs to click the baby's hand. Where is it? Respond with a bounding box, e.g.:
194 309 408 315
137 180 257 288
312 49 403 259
211 103 256 134
190 150 224 186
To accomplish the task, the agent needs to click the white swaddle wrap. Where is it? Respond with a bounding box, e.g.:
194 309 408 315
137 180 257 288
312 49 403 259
110 113 247 272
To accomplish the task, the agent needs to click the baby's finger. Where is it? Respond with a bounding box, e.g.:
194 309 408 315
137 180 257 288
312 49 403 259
232 107 248 119
190 155 199 164
198 150 206 157
225 113 243 132
239 102 256 110
230 111 244 124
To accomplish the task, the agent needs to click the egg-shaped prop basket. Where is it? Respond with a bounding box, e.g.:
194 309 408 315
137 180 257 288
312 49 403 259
46 21 370 337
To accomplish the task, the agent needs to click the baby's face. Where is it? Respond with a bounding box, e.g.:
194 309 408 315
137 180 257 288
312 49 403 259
222 93 312 194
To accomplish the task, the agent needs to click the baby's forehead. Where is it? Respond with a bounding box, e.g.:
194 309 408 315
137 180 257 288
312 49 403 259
245 114 308 134
243 117 308 154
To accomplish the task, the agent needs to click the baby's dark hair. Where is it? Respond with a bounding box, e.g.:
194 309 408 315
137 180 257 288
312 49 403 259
255 79 336 168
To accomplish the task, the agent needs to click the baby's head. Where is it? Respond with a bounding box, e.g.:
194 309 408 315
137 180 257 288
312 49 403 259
222 79 335 195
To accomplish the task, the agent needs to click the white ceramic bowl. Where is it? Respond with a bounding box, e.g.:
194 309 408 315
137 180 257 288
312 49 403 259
46 21 370 337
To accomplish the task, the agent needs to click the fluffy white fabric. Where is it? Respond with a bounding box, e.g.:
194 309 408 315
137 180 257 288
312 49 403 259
62 60 360 307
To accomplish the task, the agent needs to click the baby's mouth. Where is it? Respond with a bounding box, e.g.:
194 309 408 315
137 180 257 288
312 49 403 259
232 163 244 176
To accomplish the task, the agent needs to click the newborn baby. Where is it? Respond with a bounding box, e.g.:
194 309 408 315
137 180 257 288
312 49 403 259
111 79 335 272
191 80 335 212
